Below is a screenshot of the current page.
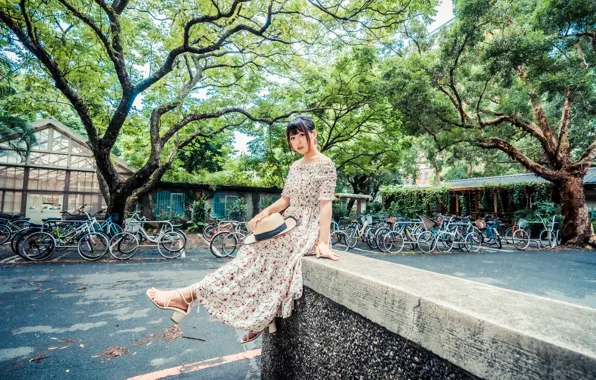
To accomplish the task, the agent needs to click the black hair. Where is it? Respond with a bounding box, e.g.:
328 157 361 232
286 116 315 151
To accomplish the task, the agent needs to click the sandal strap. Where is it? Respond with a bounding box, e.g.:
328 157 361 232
176 289 194 306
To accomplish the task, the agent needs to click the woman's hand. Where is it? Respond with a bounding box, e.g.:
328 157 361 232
315 243 340 261
248 211 269 231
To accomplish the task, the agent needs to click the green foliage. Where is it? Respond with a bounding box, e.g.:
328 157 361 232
258 196 278 213
227 198 247 221
190 196 208 223
332 203 350 222
157 209 186 224
380 186 451 218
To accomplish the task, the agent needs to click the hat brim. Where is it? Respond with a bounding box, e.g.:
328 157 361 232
243 217 297 245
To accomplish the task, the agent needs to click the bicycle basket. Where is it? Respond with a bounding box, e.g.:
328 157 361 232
124 218 142 233
475 219 486 229
386 217 397 224
421 217 436 231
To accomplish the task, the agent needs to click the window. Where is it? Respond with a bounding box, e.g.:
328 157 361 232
32 129 49 151
154 191 186 218
29 152 68 167
71 141 92 155
70 171 100 192
425 171 429 180
28 169 66 191
212 193 238 219
51 130 70 153
0 150 23 164
0 167 25 189
67 193 101 214
1 191 23 214
69 155 95 169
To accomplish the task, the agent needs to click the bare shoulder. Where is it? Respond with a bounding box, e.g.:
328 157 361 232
318 155 333 164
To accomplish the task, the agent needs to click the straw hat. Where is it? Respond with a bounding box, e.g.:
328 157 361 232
243 213 297 245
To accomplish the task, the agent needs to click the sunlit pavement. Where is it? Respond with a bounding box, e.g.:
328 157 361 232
0 244 260 380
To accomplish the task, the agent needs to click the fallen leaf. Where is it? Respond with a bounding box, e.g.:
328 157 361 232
162 325 182 343
80 344 84 348
29 356 48 363
48 346 59 350
93 346 129 362
59 339 74 344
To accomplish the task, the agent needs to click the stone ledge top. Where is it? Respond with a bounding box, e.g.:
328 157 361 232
301 252 596 378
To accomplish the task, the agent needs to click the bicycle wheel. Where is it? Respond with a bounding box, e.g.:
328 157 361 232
503 227 513 244
78 232 109 261
0 225 11 244
20 232 56 261
464 232 482 252
11 227 39 255
330 231 350 251
436 232 454 253
417 231 436 253
494 234 502 249
382 231 405 253
538 230 555 248
158 231 186 259
210 231 234 258
222 233 242 257
375 227 391 251
202 224 218 242
365 227 378 250
513 229 530 250
109 232 139 260
344 225 358 248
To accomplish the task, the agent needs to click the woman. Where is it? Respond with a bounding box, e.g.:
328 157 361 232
147 116 340 344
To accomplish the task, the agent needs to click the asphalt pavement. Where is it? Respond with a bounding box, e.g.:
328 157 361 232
1 236 595 379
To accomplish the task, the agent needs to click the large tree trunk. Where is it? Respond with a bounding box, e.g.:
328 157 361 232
558 177 595 246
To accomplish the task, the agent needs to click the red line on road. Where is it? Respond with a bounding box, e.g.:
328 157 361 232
127 348 261 380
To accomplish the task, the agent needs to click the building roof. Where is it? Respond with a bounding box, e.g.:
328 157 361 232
445 167 596 189
31 119 135 173
335 193 372 200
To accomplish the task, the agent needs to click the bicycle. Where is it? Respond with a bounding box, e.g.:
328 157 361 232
21 207 109 261
109 216 186 260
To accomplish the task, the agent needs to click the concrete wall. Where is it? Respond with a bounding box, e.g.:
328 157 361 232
262 252 596 379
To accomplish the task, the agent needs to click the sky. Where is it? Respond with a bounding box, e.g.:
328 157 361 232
231 0 455 156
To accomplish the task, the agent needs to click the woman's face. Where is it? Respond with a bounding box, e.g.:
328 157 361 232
289 130 316 155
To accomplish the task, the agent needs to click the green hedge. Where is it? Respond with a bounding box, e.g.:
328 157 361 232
380 186 451 218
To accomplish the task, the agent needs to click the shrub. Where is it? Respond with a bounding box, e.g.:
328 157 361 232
228 198 248 221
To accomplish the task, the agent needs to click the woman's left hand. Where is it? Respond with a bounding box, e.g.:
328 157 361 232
315 243 340 261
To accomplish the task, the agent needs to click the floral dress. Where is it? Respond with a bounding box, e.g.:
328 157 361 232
193 161 337 332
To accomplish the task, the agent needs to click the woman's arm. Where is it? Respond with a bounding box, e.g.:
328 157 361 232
263 196 291 215
316 199 340 260
248 196 290 231
318 200 332 244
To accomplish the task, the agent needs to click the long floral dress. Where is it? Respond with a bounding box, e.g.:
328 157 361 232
192 160 337 332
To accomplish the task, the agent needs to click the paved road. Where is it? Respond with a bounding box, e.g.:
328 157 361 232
0 250 261 380
1 237 595 379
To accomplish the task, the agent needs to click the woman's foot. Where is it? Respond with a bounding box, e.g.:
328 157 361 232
147 286 196 313
241 331 262 344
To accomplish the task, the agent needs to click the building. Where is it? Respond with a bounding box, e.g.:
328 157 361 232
0 119 134 223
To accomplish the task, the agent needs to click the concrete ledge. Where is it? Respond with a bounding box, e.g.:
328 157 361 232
262 252 596 379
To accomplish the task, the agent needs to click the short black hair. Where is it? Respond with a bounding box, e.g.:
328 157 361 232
286 116 315 151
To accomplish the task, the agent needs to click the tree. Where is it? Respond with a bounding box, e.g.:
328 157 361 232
0 49 35 161
1 0 427 219
384 0 596 246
